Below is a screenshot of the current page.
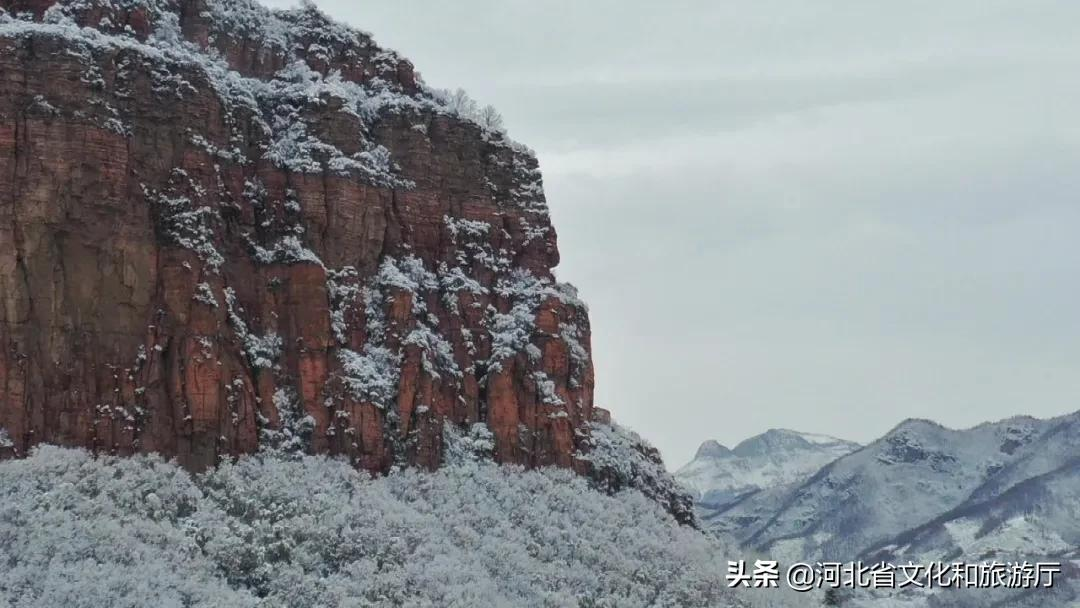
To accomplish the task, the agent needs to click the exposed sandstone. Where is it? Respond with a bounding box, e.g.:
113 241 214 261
0 0 597 474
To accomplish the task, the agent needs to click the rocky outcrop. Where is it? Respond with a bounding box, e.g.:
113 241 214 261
580 422 698 527
0 0 596 474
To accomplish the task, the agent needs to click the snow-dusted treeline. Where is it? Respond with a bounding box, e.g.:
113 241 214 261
0 445 778 608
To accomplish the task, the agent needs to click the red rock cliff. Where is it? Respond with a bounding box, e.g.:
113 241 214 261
0 0 596 473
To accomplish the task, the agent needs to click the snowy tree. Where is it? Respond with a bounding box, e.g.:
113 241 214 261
0 445 800 608
444 87 479 118
477 104 505 134
440 88 506 135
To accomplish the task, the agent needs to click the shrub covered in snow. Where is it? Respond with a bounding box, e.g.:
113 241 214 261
442 420 496 464
259 387 315 454
337 345 401 409
0 446 764 608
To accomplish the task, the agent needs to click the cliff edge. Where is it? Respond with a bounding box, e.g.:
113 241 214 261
0 0 597 474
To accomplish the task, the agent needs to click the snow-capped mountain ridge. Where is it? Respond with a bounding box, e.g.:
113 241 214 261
697 412 1080 606
707 411 1080 562
729 428 855 457
675 428 860 510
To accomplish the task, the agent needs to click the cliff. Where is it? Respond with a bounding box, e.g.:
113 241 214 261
0 0 597 474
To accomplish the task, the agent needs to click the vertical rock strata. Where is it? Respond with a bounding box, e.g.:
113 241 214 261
0 0 596 473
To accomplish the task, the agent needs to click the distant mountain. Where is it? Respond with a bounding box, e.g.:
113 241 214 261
696 413 1080 606
705 413 1080 563
675 429 860 509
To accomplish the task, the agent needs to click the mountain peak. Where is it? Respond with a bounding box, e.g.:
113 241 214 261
693 440 731 460
731 428 856 457
676 427 860 507
888 418 947 435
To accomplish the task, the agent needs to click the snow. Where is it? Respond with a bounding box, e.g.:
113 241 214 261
250 234 325 267
443 214 493 239
0 445 764 608
404 325 461 380
328 255 468 396
28 94 61 116
707 412 1080 577
433 88 507 141
580 422 696 526
326 266 361 344
256 62 409 185
328 254 585 399
337 345 401 409
442 421 495 464
0 2 541 197
443 214 512 273
530 371 564 406
558 322 590 386
373 255 438 294
688 415 1080 607
795 430 853 446
955 515 1071 557
486 269 587 374
223 287 281 369
260 387 314 453
143 180 225 272
437 264 487 313
193 282 218 308
677 428 859 508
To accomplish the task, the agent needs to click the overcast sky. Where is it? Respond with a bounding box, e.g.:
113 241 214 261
264 0 1080 468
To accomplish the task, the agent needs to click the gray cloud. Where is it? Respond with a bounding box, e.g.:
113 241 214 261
265 0 1080 468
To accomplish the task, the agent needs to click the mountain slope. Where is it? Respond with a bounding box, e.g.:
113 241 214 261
867 456 1080 563
843 457 1080 607
711 412 1080 563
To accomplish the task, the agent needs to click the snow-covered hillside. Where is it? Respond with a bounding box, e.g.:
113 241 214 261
0 445 802 608
675 429 859 509
722 414 1080 562
848 459 1080 607
695 414 1080 607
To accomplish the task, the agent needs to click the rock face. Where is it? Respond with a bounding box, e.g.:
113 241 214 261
0 0 596 474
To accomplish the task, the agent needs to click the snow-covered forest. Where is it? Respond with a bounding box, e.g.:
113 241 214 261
0 446 767 608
